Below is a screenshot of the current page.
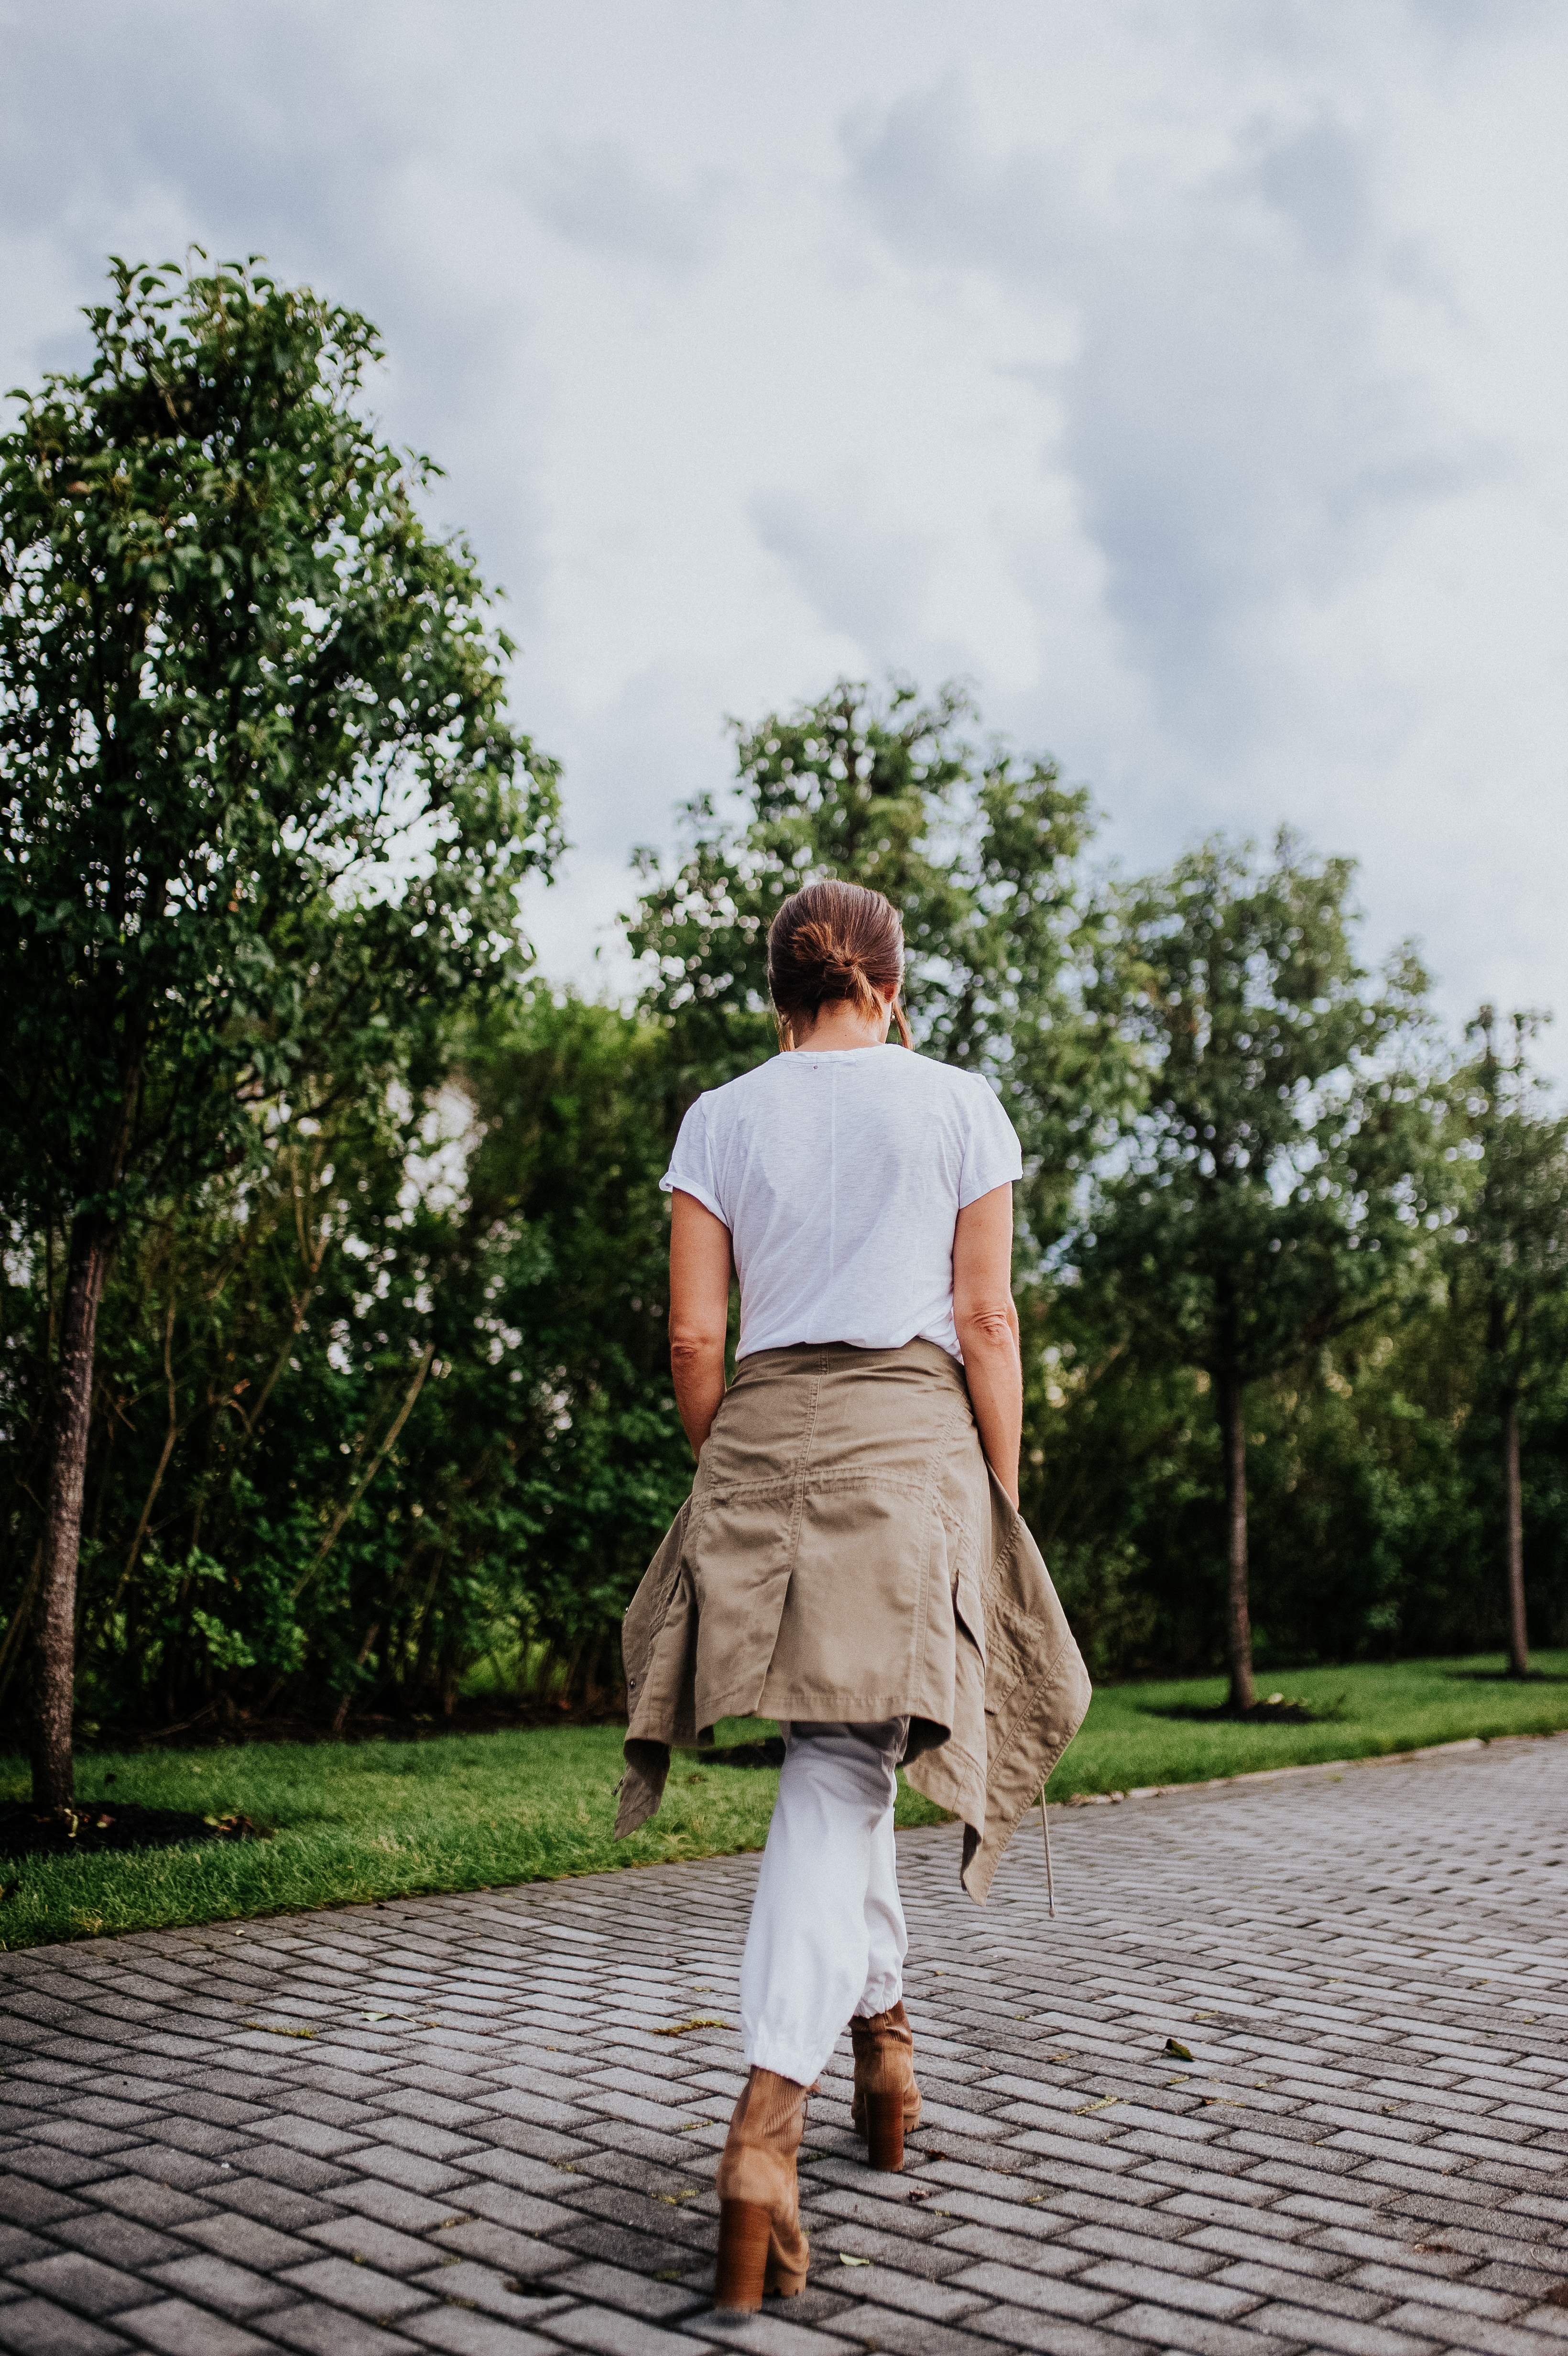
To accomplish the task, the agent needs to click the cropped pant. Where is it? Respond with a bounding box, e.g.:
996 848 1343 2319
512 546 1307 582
739 1718 910 2086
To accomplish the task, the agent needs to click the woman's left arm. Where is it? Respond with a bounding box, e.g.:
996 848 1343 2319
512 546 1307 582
953 1182 1023 1507
668 1189 734 1459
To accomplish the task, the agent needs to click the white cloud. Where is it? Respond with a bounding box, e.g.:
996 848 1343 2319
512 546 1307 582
3 0 1566 1064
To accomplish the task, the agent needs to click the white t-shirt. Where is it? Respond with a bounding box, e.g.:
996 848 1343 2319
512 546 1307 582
661 1044 1023 1362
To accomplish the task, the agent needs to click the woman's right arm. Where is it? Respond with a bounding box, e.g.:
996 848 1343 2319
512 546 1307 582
953 1182 1023 1508
668 1189 734 1459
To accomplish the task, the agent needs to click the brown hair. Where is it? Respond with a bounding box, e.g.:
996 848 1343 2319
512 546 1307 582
766 880 913 1049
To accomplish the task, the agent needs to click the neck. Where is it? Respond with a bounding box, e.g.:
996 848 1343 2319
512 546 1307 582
789 1001 892 1053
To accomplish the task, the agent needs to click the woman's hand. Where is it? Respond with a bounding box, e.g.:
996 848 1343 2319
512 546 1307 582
953 1183 1023 1509
668 1189 734 1459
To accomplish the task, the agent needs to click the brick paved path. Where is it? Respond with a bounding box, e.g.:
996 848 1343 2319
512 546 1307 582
2 1736 1567 2356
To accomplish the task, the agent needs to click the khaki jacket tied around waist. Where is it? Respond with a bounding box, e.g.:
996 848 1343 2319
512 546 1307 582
615 1339 1091 1904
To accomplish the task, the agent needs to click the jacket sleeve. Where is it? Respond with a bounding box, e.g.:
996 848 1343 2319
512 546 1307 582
960 1473 1092 1904
615 1501 697 1839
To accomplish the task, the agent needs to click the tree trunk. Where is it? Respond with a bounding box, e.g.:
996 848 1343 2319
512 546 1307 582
32 1219 112 1807
1503 1391 1529 1679
1218 1369 1254 1713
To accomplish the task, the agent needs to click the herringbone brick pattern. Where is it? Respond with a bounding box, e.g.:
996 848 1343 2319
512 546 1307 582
2 1735 1566 2354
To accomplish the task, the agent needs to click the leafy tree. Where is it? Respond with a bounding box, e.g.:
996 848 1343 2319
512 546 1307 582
1076 835 1444 1710
626 676 1125 1255
0 987 692 1740
0 256 560 1803
1452 1010 1568 1677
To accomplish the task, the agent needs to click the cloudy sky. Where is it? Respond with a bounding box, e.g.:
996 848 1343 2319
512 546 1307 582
5 0 1566 1057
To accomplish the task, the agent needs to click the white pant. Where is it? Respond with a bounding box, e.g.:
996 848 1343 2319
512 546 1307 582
740 1718 910 2085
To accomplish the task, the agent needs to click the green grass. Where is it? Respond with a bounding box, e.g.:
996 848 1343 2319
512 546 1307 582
1061 1652 1568 1793
3 1653 1565 1951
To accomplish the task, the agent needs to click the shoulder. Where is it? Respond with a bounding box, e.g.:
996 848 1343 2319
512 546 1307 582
893 1052 1005 1109
683 1056 788 1131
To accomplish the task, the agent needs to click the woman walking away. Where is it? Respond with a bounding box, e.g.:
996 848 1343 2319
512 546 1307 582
616 880 1090 2313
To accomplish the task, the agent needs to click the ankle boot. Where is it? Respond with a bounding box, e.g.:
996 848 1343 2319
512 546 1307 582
713 2067 810 2310
850 2001 922 2171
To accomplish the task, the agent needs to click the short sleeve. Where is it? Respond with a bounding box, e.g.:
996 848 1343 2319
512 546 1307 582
957 1079 1024 1209
661 1092 730 1228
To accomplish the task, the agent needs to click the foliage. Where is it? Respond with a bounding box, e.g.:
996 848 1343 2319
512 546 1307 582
1452 1010 1568 1396
0 253 560 1237
1071 834 1450 1704
0 255 561 1798
4 587 1568 1758
626 676 1128 1252
0 990 692 1734
1445 1009 1568 1670
1078 833 1446 1387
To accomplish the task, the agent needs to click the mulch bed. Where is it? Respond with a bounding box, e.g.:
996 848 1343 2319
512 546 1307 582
693 1737 787 1768
0 1801 272 1860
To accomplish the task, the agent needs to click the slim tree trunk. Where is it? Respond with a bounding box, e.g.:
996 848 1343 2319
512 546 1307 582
1503 1391 1529 1679
1217 1368 1254 1713
33 1219 112 1807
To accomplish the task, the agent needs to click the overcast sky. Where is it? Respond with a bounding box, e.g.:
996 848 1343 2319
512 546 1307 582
5 0 1566 1059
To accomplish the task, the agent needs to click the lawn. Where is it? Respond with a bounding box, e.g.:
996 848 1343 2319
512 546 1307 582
2 1651 1565 1951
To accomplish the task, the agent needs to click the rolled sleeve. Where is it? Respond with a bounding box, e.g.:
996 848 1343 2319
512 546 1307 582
661 1095 731 1228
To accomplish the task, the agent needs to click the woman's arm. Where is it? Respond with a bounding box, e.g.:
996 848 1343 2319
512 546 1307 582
953 1182 1022 1508
668 1189 734 1459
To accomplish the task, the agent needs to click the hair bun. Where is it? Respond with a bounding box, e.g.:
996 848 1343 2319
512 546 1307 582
765 880 913 1048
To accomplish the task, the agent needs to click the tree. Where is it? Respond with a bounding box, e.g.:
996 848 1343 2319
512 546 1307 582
1077 835 1442 1711
626 676 1123 1254
0 256 561 1804
1454 1010 1568 1677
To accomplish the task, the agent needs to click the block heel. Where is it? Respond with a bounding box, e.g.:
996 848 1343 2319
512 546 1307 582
714 2198 772 2310
868 2087 905 2171
766 2238 809 2298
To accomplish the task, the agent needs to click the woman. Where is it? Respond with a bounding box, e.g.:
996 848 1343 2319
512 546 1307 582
617 880 1089 2312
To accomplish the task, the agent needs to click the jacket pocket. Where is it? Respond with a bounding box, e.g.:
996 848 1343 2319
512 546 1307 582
953 1560 988 1674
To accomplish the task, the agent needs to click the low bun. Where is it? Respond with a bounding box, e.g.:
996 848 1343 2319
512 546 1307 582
767 881 913 1048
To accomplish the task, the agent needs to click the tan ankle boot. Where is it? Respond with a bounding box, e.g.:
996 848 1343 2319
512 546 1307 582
713 2067 810 2310
850 2001 922 2170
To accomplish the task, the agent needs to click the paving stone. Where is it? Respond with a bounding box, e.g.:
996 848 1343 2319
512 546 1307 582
0 2299 134 2354
0 2229 54 2267
778 2314 999 2356
252 2115 370 2160
0 2174 85 2225
207 2176 342 2231
48 2211 187 2269
943 2257 1122 2318
226 2144 354 2193
3 1738 1568 2356
1379 2309 1568 2356
3 2145 119 2191
452 2185 575 2236
687 2313 862 2356
145 2248 300 2316
399 2308 560 2354
544 2258 706 2316
1098 2304 1304 2356
327 2180 472 2233
120 2296 281 2353
435 2219 576 2278
176 2211 322 2269
267 2307 426 2355
409 2256 575 2321
352 2147 472 2196
9 2250 152 2315
538 2309 708 2355
276 2253 436 2319
1241 2302 1445 2356
107 2145 230 2193
308 2214 466 2275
